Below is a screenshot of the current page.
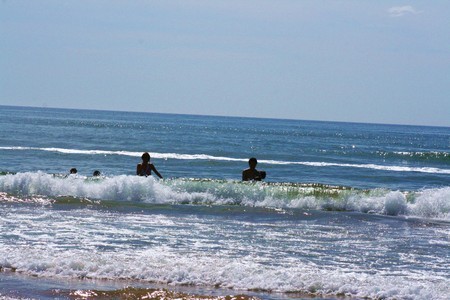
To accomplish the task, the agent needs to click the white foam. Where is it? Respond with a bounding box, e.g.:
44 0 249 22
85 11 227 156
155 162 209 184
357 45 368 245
408 187 450 219
1 172 449 220
0 172 214 205
1 181 449 299
1 146 450 174
0 244 448 299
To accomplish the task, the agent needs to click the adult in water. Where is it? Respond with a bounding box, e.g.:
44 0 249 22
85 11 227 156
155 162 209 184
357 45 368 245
136 152 163 178
242 157 266 181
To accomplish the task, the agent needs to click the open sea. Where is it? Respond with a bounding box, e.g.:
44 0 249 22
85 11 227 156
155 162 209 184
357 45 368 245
0 105 449 300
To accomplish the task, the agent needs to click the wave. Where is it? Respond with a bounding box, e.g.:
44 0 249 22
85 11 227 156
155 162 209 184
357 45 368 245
2 256 446 300
381 150 450 161
0 172 449 220
2 146 450 174
2 248 446 300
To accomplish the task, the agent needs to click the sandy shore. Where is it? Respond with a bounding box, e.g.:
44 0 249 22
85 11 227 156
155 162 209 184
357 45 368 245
0 272 347 300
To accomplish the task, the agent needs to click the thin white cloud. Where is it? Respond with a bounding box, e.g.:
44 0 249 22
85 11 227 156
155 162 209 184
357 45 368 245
388 5 421 17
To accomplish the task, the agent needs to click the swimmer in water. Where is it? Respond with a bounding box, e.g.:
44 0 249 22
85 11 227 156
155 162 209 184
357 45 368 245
242 157 266 181
136 152 163 178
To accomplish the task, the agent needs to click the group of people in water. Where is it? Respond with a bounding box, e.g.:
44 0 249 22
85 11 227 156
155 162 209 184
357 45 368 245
69 152 266 181
69 167 101 177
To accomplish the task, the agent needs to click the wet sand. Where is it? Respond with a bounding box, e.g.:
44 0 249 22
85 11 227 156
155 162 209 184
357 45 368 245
0 272 348 300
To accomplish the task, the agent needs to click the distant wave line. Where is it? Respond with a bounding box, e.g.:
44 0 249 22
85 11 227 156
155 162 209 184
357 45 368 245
1 146 450 174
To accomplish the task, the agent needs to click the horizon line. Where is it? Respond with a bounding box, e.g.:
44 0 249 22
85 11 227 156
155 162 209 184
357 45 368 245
1 104 448 129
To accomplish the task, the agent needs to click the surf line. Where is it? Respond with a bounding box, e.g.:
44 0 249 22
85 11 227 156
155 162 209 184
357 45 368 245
2 146 450 175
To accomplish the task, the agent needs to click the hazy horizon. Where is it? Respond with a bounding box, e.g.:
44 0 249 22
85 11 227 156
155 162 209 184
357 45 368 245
3 104 449 128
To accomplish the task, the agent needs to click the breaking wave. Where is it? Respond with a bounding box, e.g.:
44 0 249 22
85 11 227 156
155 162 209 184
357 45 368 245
0 172 449 220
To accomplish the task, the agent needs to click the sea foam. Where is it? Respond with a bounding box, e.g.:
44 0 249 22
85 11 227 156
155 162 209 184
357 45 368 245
0 244 447 300
0 172 449 220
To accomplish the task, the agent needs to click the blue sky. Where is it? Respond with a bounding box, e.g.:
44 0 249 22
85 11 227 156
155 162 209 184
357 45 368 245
1 1 449 126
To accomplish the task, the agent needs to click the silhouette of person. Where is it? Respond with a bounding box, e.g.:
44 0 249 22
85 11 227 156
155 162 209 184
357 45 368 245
93 170 101 176
136 152 163 178
69 168 77 174
242 157 266 181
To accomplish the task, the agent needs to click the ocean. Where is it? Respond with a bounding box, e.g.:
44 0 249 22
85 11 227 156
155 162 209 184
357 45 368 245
0 105 449 300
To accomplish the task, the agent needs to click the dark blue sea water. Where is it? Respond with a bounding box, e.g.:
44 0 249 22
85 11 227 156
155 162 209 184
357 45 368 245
1 105 449 299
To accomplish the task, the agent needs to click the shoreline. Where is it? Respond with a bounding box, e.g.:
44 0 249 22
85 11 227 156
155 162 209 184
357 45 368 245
0 272 351 300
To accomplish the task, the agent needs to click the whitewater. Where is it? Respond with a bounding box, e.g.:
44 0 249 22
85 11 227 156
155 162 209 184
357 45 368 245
1 173 450 220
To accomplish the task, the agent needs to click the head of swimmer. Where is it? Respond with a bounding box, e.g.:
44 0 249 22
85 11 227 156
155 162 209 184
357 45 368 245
141 152 151 163
248 157 257 170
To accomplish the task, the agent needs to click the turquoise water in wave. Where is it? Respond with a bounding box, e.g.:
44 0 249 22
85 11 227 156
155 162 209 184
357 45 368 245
0 105 449 299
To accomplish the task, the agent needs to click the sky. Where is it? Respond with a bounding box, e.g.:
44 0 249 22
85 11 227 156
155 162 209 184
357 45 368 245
1 1 449 126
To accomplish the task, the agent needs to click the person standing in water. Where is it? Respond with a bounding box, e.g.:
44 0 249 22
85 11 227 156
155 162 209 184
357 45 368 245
136 152 163 178
242 157 266 181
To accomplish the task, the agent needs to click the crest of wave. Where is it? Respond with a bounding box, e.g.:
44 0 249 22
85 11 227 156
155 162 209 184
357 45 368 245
0 172 218 204
408 187 450 220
